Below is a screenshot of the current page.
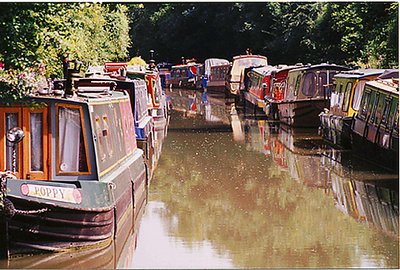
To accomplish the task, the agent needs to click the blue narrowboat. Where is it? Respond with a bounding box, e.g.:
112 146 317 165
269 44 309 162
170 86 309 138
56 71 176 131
169 60 203 89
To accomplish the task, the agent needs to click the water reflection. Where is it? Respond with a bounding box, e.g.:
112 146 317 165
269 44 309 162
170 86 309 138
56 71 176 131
131 100 398 268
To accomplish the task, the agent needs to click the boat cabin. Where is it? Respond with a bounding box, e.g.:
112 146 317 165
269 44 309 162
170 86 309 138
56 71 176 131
319 69 384 147
225 54 268 97
329 69 384 118
170 62 202 89
0 82 147 256
351 77 399 171
278 63 350 127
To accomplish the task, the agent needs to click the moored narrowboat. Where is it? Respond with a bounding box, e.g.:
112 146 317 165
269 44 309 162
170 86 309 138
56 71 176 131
278 63 350 127
76 76 155 182
242 65 274 114
263 65 301 120
225 54 268 99
169 60 202 89
319 69 384 147
202 58 231 92
157 62 172 89
351 77 399 171
0 79 147 258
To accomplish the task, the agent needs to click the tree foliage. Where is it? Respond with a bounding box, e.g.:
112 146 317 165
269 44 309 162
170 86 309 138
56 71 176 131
0 3 131 77
128 2 398 68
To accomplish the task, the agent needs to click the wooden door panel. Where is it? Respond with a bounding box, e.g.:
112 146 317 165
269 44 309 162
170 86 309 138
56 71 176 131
22 107 49 180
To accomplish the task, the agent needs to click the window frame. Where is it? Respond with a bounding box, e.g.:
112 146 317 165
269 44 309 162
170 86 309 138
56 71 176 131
55 103 91 176
342 82 353 112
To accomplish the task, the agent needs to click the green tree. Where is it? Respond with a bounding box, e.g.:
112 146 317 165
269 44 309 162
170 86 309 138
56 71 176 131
0 3 131 77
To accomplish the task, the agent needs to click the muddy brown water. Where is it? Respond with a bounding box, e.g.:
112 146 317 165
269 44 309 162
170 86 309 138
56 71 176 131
1 89 398 269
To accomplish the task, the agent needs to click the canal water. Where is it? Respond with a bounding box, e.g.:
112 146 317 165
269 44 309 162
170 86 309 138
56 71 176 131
1 88 398 268
131 89 399 268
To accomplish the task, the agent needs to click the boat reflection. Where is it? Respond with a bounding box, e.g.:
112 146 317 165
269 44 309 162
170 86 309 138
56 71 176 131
1 204 145 269
136 111 398 268
242 119 399 239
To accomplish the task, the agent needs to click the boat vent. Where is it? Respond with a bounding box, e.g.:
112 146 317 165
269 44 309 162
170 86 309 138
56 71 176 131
76 80 117 95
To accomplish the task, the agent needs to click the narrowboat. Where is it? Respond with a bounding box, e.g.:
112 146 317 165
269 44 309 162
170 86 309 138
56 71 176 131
263 65 302 120
225 54 268 99
157 62 172 89
278 63 350 127
169 60 202 89
76 77 155 181
351 77 399 171
202 58 231 92
0 79 147 258
319 69 384 147
242 65 274 114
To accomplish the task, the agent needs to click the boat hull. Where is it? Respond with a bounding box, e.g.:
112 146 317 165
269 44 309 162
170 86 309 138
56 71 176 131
278 99 328 127
319 113 352 148
3 149 147 257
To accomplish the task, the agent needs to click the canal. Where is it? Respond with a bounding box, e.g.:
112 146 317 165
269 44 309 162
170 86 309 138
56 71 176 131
1 89 398 269
131 89 399 268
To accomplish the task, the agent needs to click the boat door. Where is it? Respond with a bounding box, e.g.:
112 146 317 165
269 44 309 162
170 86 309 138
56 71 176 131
0 107 49 180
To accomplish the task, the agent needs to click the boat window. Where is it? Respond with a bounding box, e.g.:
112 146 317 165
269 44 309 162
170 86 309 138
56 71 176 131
373 93 386 125
342 82 353 112
302 72 317 97
102 115 114 158
5 113 19 172
57 105 88 174
318 72 327 96
30 113 43 171
380 99 391 128
393 107 399 133
369 92 380 124
359 90 371 120
294 74 301 96
386 99 398 130
352 80 366 111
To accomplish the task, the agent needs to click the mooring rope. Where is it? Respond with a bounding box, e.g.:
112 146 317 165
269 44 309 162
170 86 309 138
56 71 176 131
0 172 49 218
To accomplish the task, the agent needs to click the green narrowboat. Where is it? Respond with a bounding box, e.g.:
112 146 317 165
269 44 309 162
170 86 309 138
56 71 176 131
351 77 399 171
319 69 384 147
0 80 147 258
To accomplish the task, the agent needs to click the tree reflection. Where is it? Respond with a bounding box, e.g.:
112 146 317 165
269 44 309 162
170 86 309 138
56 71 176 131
148 118 399 268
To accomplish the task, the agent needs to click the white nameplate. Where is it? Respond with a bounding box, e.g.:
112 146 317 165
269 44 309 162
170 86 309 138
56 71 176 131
20 184 82 204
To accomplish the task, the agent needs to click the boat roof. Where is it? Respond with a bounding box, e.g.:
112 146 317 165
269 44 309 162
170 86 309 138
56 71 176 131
126 65 147 75
366 78 399 94
377 69 399 80
16 88 130 106
333 69 385 79
251 66 275 75
171 62 201 68
204 58 230 66
232 54 268 61
289 63 350 73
